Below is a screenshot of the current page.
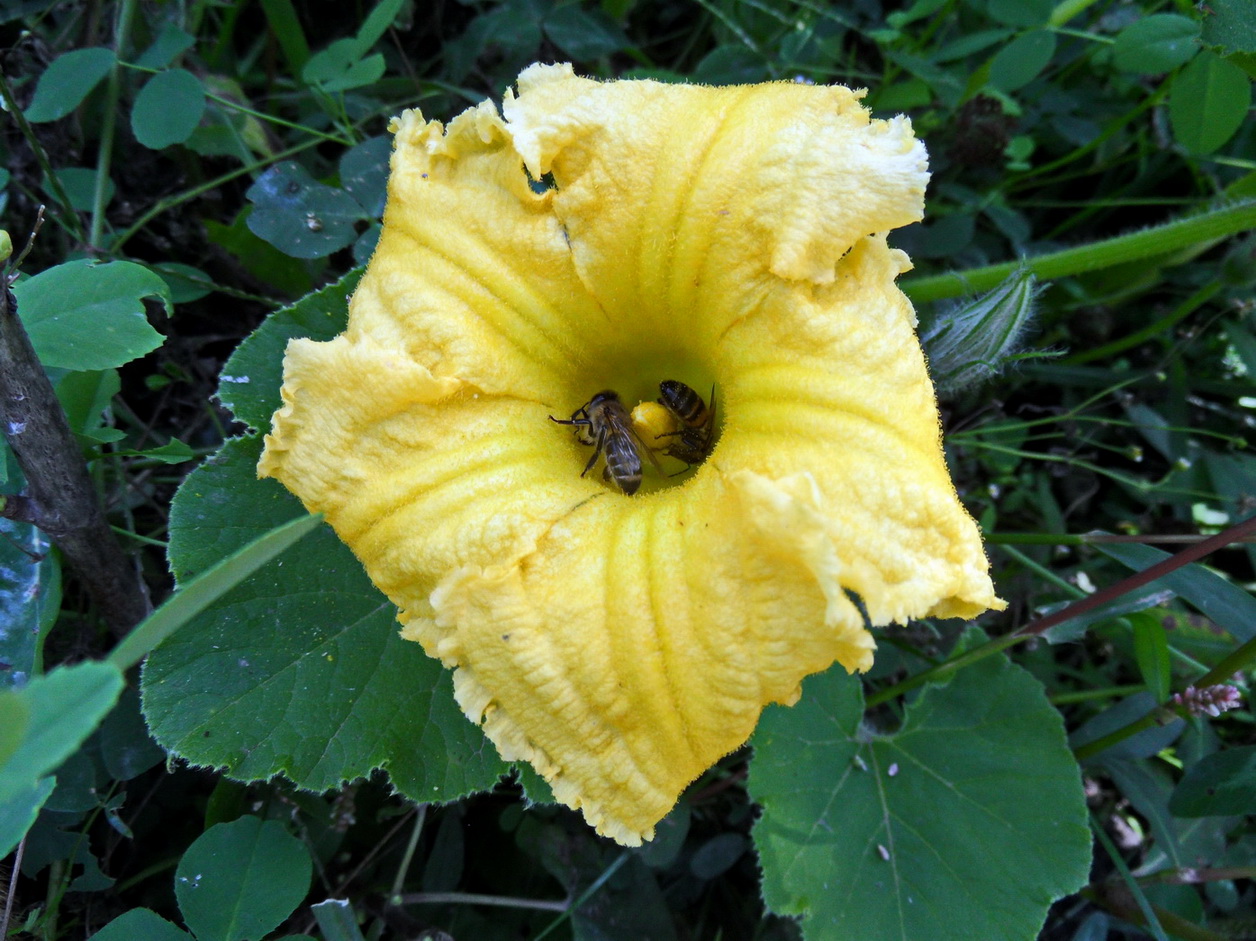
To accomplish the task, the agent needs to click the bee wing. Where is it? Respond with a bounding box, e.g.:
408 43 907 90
627 423 667 477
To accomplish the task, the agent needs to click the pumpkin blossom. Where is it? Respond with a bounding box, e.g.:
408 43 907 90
258 63 1004 846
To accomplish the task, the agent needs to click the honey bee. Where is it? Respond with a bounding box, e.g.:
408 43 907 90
655 380 716 467
550 390 663 495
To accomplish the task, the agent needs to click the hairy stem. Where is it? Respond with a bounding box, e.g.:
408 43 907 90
902 199 1256 303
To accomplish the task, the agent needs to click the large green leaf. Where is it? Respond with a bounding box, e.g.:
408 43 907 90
216 268 361 433
750 638 1090 940
1112 15 1200 75
989 30 1057 92
1201 0 1256 54
986 0 1052 27
13 259 169 371
245 163 366 259
24 47 115 122
0 777 55 861
89 908 192 941
0 662 124 804
140 435 508 798
132 69 206 149
1170 51 1252 154
175 816 311 941
0 662 124 855
544 4 630 59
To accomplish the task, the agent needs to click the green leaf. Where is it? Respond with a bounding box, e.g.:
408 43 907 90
750 640 1090 939
885 0 947 29
110 511 323 671
1170 51 1252 154
140 435 508 801
1169 746 1256 817
1040 586 1174 644
0 662 125 804
544 4 630 59
176 816 312 941
13 259 169 371
50 166 114 212
57 368 120 440
111 439 197 463
99 687 166 781
148 262 215 303
1130 611 1172 703
24 47 116 123
987 0 1052 27
205 212 313 297
1202 0 1256 54
245 163 365 259
1112 15 1201 74
348 0 407 56
692 45 770 85
89 908 193 941
339 137 391 218
0 517 59 690
311 899 367 941
1104 759 1200 871
301 39 386 92
260 0 311 73
990 30 1057 92
0 777 55 860
134 23 197 70
217 269 361 432
1092 542 1256 641
0 694 29 766
1071 691 1185 761
132 69 207 149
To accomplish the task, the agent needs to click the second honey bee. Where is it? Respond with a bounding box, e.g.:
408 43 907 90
550 390 662 495
655 380 716 467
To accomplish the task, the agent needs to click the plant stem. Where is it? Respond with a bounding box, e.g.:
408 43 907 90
870 515 1256 710
901 199 1256 303
392 891 567 912
91 0 138 252
865 633 1023 708
0 74 83 241
1049 0 1103 26
387 803 427 904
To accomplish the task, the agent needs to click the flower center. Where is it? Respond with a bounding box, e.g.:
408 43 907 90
553 368 720 496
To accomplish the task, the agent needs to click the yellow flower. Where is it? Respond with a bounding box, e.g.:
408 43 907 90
258 63 1004 846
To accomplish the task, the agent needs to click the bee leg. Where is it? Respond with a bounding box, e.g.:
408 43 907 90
580 448 601 478
579 426 608 478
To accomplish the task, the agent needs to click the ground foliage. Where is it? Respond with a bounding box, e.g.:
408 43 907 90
1 0 1255 939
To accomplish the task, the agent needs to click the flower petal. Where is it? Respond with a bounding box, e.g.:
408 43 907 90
414 468 874 844
356 103 603 405
503 63 929 358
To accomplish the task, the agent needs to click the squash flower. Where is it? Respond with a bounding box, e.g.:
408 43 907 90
258 63 1004 846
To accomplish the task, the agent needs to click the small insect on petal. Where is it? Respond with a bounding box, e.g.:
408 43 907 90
655 380 717 467
550 390 662 495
